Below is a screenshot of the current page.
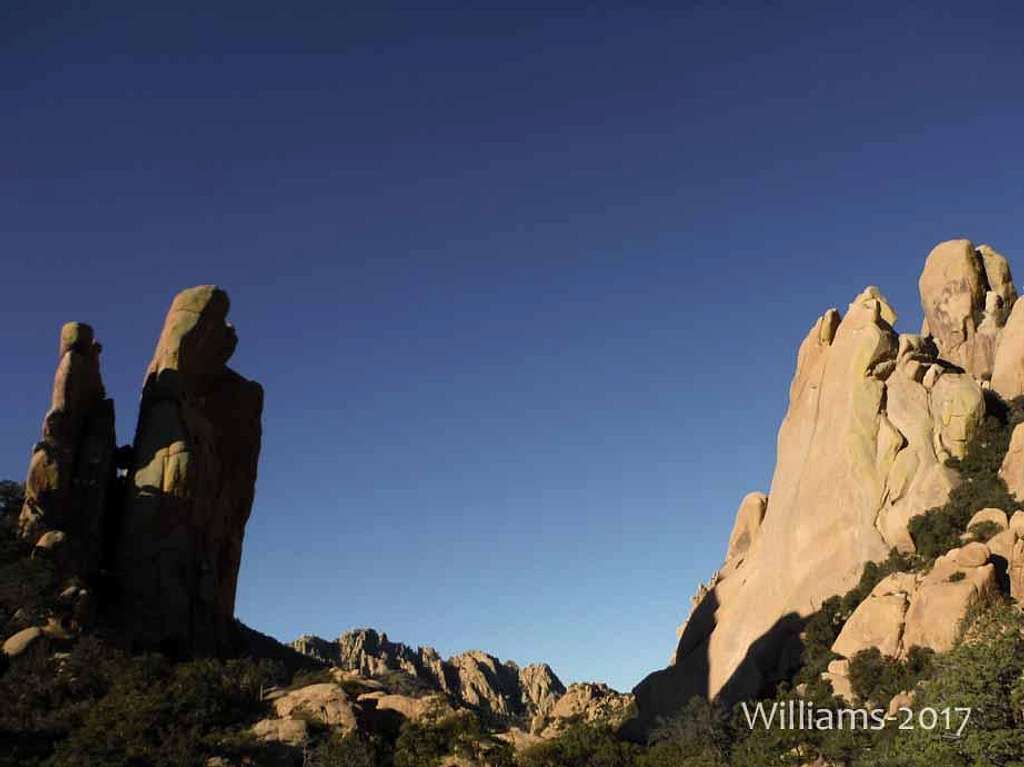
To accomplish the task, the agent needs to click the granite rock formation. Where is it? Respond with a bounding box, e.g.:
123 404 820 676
117 285 263 656
634 240 1011 730
18 322 116 579
10 286 262 660
292 628 568 722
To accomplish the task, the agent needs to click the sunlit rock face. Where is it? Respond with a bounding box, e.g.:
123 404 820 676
633 242 1005 730
919 239 1015 381
117 285 263 656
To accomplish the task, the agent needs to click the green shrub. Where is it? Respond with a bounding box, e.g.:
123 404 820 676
858 598 1024 766
794 550 913 692
909 399 1024 560
847 646 934 705
393 709 512 767
517 723 641 767
968 520 1003 542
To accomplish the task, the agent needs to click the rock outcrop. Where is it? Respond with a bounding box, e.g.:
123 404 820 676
292 628 567 722
635 285 984 725
1000 423 1024 500
530 682 635 738
634 245 1006 729
117 286 263 656
10 287 263 661
17 322 116 579
824 545 999 701
919 239 1015 380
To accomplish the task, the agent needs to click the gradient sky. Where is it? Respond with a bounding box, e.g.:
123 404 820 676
3 2 1024 692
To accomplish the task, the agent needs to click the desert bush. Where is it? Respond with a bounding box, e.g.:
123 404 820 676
847 646 934 705
909 399 1024 560
393 708 512 767
517 723 640 767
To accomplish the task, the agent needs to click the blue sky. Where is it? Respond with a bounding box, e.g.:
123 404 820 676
2 2 1024 691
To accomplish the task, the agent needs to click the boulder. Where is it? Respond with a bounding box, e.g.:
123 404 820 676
726 492 768 560
985 528 1017 562
831 593 907 659
1000 424 1024 501
250 717 309 746
363 692 450 722
887 690 915 717
919 239 1011 380
272 683 358 731
116 286 263 656
2 626 48 661
967 508 1009 532
952 542 990 568
533 682 635 737
1011 537 1024 601
823 659 854 703
902 559 996 653
993 298 1024 400
1011 510 1024 536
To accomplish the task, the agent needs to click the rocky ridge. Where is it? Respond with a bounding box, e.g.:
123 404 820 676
288 627 634 742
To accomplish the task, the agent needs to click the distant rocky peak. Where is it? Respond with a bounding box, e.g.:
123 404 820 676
291 628 569 724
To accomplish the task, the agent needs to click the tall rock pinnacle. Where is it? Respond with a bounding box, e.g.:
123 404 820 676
18 322 116 578
116 285 263 656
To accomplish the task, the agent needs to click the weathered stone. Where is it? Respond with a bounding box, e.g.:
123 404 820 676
1011 538 1024 602
993 291 1024 401
272 683 359 731
929 373 984 460
986 528 1017 563
726 492 768 560
532 682 635 737
952 542 990 568
832 593 907 659
1000 425 1024 501
967 508 1009 532
635 285 974 726
823 659 854 703
887 690 915 718
2 626 48 660
902 560 996 652
117 286 263 656
293 628 566 722
17 322 115 578
250 717 309 746
358 692 451 722
919 239 1008 379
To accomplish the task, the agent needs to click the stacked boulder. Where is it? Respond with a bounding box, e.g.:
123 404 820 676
292 628 569 722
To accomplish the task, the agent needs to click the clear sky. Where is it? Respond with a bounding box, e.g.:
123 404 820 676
2 2 1024 692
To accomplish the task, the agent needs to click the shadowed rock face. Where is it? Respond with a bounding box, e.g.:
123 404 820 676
18 322 115 578
116 285 263 656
